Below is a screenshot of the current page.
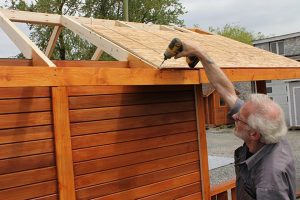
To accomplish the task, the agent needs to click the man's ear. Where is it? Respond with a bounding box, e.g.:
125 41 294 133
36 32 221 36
249 131 261 141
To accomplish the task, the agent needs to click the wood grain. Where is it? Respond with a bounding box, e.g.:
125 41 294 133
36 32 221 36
0 87 50 99
0 98 51 114
0 125 53 144
67 85 192 96
194 85 210 200
0 180 57 200
51 87 76 200
0 139 54 159
76 162 199 199
69 90 194 109
71 121 196 149
138 182 201 200
0 112 52 129
0 153 55 175
69 101 195 122
0 167 56 190
70 111 196 136
74 141 198 175
92 172 200 200
73 131 197 162
75 152 199 188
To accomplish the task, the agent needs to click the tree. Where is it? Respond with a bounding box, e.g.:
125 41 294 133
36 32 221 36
208 24 266 45
6 0 186 60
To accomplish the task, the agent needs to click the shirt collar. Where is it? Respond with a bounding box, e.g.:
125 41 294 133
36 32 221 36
241 142 277 170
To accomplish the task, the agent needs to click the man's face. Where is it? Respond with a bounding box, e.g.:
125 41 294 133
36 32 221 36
232 105 252 141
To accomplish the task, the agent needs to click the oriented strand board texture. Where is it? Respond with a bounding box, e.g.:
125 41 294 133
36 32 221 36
67 85 202 199
84 22 300 69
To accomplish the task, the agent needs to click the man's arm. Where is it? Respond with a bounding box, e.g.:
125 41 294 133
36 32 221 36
175 41 238 108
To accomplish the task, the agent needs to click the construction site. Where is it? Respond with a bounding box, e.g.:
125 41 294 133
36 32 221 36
1 7 300 200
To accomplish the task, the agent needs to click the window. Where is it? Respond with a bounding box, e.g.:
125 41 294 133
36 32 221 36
270 41 284 55
266 80 272 83
266 87 272 93
220 97 226 106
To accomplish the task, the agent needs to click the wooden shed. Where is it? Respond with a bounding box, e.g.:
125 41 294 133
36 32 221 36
1 9 300 200
202 85 239 127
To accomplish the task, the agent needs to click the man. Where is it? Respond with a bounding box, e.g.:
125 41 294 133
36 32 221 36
175 41 296 200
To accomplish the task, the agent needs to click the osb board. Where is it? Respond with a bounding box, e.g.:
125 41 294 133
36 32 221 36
84 23 300 69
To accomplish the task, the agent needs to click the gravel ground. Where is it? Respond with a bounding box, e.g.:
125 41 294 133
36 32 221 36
207 127 300 190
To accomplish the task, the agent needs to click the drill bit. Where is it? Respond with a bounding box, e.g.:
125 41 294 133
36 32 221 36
159 59 166 68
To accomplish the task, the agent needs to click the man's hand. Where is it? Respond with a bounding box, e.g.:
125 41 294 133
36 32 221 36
174 41 207 61
175 40 238 108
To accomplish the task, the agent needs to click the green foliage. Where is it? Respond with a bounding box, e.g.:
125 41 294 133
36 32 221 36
209 24 266 45
6 0 186 60
127 0 186 25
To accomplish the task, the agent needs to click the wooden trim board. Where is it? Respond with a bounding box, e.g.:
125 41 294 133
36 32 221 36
194 85 210 200
52 87 76 200
0 66 300 86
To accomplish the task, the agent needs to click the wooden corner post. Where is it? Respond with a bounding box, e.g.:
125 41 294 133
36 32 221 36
194 85 210 200
52 87 76 199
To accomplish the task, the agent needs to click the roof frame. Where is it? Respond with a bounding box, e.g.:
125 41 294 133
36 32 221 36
1 9 207 69
0 10 55 67
61 15 130 61
0 9 155 66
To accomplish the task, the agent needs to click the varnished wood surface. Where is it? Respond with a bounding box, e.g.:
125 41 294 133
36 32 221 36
0 87 57 199
69 85 202 199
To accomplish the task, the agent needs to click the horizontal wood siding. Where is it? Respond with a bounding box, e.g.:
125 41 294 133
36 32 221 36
69 85 202 199
0 87 58 199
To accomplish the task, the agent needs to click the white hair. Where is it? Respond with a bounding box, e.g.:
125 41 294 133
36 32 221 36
246 94 287 144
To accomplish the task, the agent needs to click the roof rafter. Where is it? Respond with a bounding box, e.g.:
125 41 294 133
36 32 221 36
61 16 130 61
45 25 62 58
91 47 103 61
0 10 55 67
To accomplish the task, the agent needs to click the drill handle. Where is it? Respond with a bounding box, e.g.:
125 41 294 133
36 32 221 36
186 56 199 68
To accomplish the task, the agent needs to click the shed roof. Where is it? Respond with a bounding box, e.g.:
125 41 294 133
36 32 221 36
85 21 300 69
1 9 300 87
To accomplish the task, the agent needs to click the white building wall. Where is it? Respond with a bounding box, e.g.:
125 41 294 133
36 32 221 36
266 80 290 126
288 81 300 127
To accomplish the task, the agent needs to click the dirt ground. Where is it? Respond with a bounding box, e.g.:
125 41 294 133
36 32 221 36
206 127 300 190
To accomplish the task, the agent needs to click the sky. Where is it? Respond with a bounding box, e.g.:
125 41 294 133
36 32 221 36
1 0 300 57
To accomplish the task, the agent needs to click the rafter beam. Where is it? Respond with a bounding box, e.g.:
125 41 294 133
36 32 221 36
45 26 62 58
91 47 103 61
61 16 129 61
0 9 61 25
0 11 55 67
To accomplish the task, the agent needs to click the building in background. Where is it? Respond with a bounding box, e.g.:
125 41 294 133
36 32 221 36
253 32 300 128
203 84 243 127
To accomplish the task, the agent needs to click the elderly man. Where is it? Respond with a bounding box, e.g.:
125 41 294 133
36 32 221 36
175 41 296 200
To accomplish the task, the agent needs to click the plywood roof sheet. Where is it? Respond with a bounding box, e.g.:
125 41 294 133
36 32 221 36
82 21 300 69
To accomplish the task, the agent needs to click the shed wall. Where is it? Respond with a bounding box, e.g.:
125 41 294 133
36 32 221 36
67 85 202 199
0 87 58 199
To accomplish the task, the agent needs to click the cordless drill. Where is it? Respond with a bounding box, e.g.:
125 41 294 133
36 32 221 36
160 38 199 68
